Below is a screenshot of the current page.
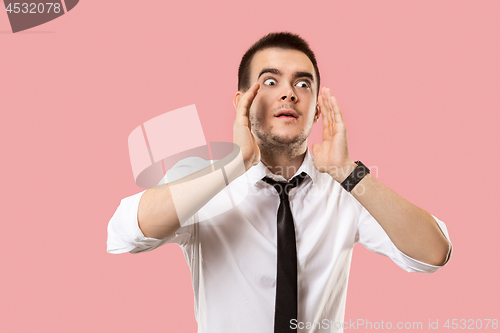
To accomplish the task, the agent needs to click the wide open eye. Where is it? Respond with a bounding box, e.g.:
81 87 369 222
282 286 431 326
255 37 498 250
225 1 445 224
295 80 310 89
263 78 277 86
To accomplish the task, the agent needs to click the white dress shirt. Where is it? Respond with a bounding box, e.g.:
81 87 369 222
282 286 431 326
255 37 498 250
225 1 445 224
107 151 452 333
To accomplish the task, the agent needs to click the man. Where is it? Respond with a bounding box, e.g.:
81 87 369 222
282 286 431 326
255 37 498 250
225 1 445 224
107 32 452 333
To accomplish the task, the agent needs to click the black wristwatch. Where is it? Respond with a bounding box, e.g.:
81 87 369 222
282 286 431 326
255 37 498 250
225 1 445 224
340 161 370 192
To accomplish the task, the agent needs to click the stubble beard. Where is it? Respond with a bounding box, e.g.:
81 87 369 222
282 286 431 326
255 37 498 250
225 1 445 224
249 111 312 160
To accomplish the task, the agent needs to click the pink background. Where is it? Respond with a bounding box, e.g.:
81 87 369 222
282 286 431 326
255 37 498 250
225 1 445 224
1 1 499 332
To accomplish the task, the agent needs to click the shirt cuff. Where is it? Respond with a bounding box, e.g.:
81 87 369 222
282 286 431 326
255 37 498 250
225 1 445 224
107 190 165 254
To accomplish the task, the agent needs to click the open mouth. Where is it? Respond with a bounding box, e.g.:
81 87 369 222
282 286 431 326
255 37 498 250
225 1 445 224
275 109 298 119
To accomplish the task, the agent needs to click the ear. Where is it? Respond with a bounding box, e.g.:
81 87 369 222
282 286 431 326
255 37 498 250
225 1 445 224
313 104 321 123
233 91 243 110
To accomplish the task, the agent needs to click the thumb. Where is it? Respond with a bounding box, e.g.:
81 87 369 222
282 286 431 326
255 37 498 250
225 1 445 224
312 143 320 156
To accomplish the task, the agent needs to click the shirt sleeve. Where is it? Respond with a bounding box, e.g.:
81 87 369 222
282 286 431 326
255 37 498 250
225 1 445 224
355 204 452 273
106 190 195 254
106 156 211 254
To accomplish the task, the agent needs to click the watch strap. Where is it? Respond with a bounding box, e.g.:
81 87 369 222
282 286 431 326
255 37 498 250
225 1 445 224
341 161 370 192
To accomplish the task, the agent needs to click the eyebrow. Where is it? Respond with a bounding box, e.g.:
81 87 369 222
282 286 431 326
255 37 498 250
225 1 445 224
257 68 315 82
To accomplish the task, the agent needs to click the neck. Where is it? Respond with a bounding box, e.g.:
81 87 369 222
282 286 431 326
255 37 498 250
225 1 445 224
260 143 308 181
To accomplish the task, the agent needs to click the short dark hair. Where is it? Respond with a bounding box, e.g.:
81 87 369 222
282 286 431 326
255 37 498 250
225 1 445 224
238 32 320 93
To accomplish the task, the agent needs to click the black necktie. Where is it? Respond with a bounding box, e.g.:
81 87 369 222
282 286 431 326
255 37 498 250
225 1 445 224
262 172 308 332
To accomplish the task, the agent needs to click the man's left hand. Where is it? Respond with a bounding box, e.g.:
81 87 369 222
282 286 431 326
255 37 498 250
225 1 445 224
312 87 357 183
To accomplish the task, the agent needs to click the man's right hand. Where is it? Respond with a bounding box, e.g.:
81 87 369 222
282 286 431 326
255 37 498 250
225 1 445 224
233 82 261 171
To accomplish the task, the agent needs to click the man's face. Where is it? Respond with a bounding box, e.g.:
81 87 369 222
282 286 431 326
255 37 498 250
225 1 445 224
246 47 319 150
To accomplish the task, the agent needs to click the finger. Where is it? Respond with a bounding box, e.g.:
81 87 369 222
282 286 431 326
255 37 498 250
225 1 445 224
324 88 335 125
318 94 330 128
321 88 334 134
329 94 344 124
236 82 259 118
318 93 334 137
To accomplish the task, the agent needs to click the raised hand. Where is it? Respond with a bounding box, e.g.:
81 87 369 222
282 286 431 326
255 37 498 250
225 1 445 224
312 87 356 183
233 82 261 171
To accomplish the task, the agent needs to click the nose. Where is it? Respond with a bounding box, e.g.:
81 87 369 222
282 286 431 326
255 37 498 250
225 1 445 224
280 88 297 103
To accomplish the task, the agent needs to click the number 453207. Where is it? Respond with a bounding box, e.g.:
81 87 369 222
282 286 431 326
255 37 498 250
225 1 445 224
444 319 498 330
5 3 62 14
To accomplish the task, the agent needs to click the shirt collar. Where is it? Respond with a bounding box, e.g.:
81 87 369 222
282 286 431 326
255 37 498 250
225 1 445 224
245 147 319 186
